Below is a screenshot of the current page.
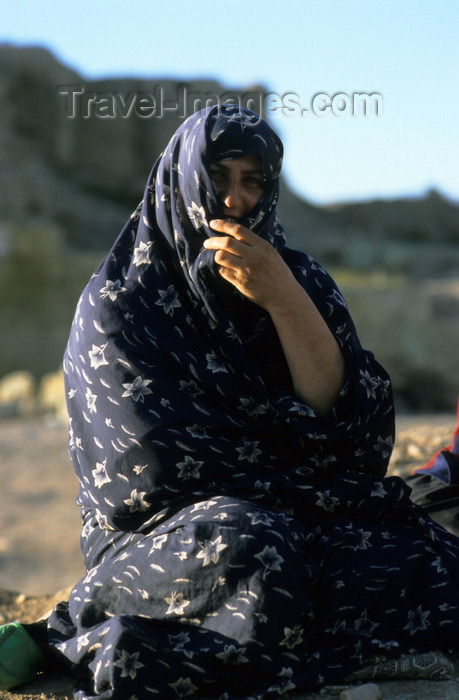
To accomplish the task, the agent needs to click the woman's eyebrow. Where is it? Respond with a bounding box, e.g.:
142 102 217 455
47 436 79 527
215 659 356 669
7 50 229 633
211 163 263 176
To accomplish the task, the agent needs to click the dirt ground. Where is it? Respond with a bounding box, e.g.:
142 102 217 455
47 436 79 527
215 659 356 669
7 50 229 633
0 418 84 596
0 413 458 699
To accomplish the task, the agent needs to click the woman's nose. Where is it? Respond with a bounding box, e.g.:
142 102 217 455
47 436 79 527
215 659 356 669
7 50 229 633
222 182 241 209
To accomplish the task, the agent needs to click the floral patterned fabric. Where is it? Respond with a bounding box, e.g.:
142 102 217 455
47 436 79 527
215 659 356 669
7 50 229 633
48 106 459 699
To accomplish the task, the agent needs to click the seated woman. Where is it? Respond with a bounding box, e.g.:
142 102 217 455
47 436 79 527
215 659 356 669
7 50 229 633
2 105 459 698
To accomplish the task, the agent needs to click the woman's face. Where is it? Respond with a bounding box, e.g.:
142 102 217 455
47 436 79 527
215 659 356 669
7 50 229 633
210 153 265 220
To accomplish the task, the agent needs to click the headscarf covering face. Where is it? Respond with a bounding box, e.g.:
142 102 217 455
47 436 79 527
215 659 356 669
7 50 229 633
65 103 394 532
132 104 285 320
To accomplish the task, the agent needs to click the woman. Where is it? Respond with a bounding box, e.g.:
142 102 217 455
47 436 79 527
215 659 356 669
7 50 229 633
2 105 459 698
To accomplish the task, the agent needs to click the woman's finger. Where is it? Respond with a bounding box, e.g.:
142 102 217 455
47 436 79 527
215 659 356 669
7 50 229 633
208 219 258 245
203 235 245 258
214 249 240 269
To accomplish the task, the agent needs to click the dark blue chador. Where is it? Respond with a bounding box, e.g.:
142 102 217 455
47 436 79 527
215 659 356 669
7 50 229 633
48 106 459 699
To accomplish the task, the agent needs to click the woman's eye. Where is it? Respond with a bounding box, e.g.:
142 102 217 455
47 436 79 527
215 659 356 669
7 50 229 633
245 177 264 190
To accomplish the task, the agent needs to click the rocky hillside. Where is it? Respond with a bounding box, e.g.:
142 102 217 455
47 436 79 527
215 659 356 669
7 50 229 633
1 44 459 411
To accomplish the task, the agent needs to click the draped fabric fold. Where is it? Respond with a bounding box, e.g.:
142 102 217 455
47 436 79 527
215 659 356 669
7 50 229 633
48 106 459 699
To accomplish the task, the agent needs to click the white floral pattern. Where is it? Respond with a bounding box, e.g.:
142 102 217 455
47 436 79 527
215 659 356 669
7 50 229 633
113 649 144 679
121 376 153 402
196 534 228 566
155 285 181 316
99 279 127 301
186 201 207 228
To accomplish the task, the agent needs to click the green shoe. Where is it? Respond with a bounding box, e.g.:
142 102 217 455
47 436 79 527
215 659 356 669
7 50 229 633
0 622 46 690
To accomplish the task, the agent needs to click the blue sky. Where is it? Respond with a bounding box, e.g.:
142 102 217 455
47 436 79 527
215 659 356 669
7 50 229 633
2 0 459 205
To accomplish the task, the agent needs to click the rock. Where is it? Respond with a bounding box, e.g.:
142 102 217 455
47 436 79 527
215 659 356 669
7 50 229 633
0 43 269 252
0 224 100 380
0 371 36 418
340 684 382 700
0 369 68 422
339 277 459 413
37 370 67 424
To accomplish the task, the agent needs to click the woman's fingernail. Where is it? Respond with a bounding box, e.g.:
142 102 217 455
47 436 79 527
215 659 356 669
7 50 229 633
209 219 221 226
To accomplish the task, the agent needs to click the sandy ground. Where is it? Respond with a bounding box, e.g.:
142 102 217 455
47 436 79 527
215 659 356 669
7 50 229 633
0 418 84 596
0 413 458 699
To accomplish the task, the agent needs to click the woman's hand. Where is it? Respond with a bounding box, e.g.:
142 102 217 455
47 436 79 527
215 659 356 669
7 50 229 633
204 219 345 414
203 219 298 312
